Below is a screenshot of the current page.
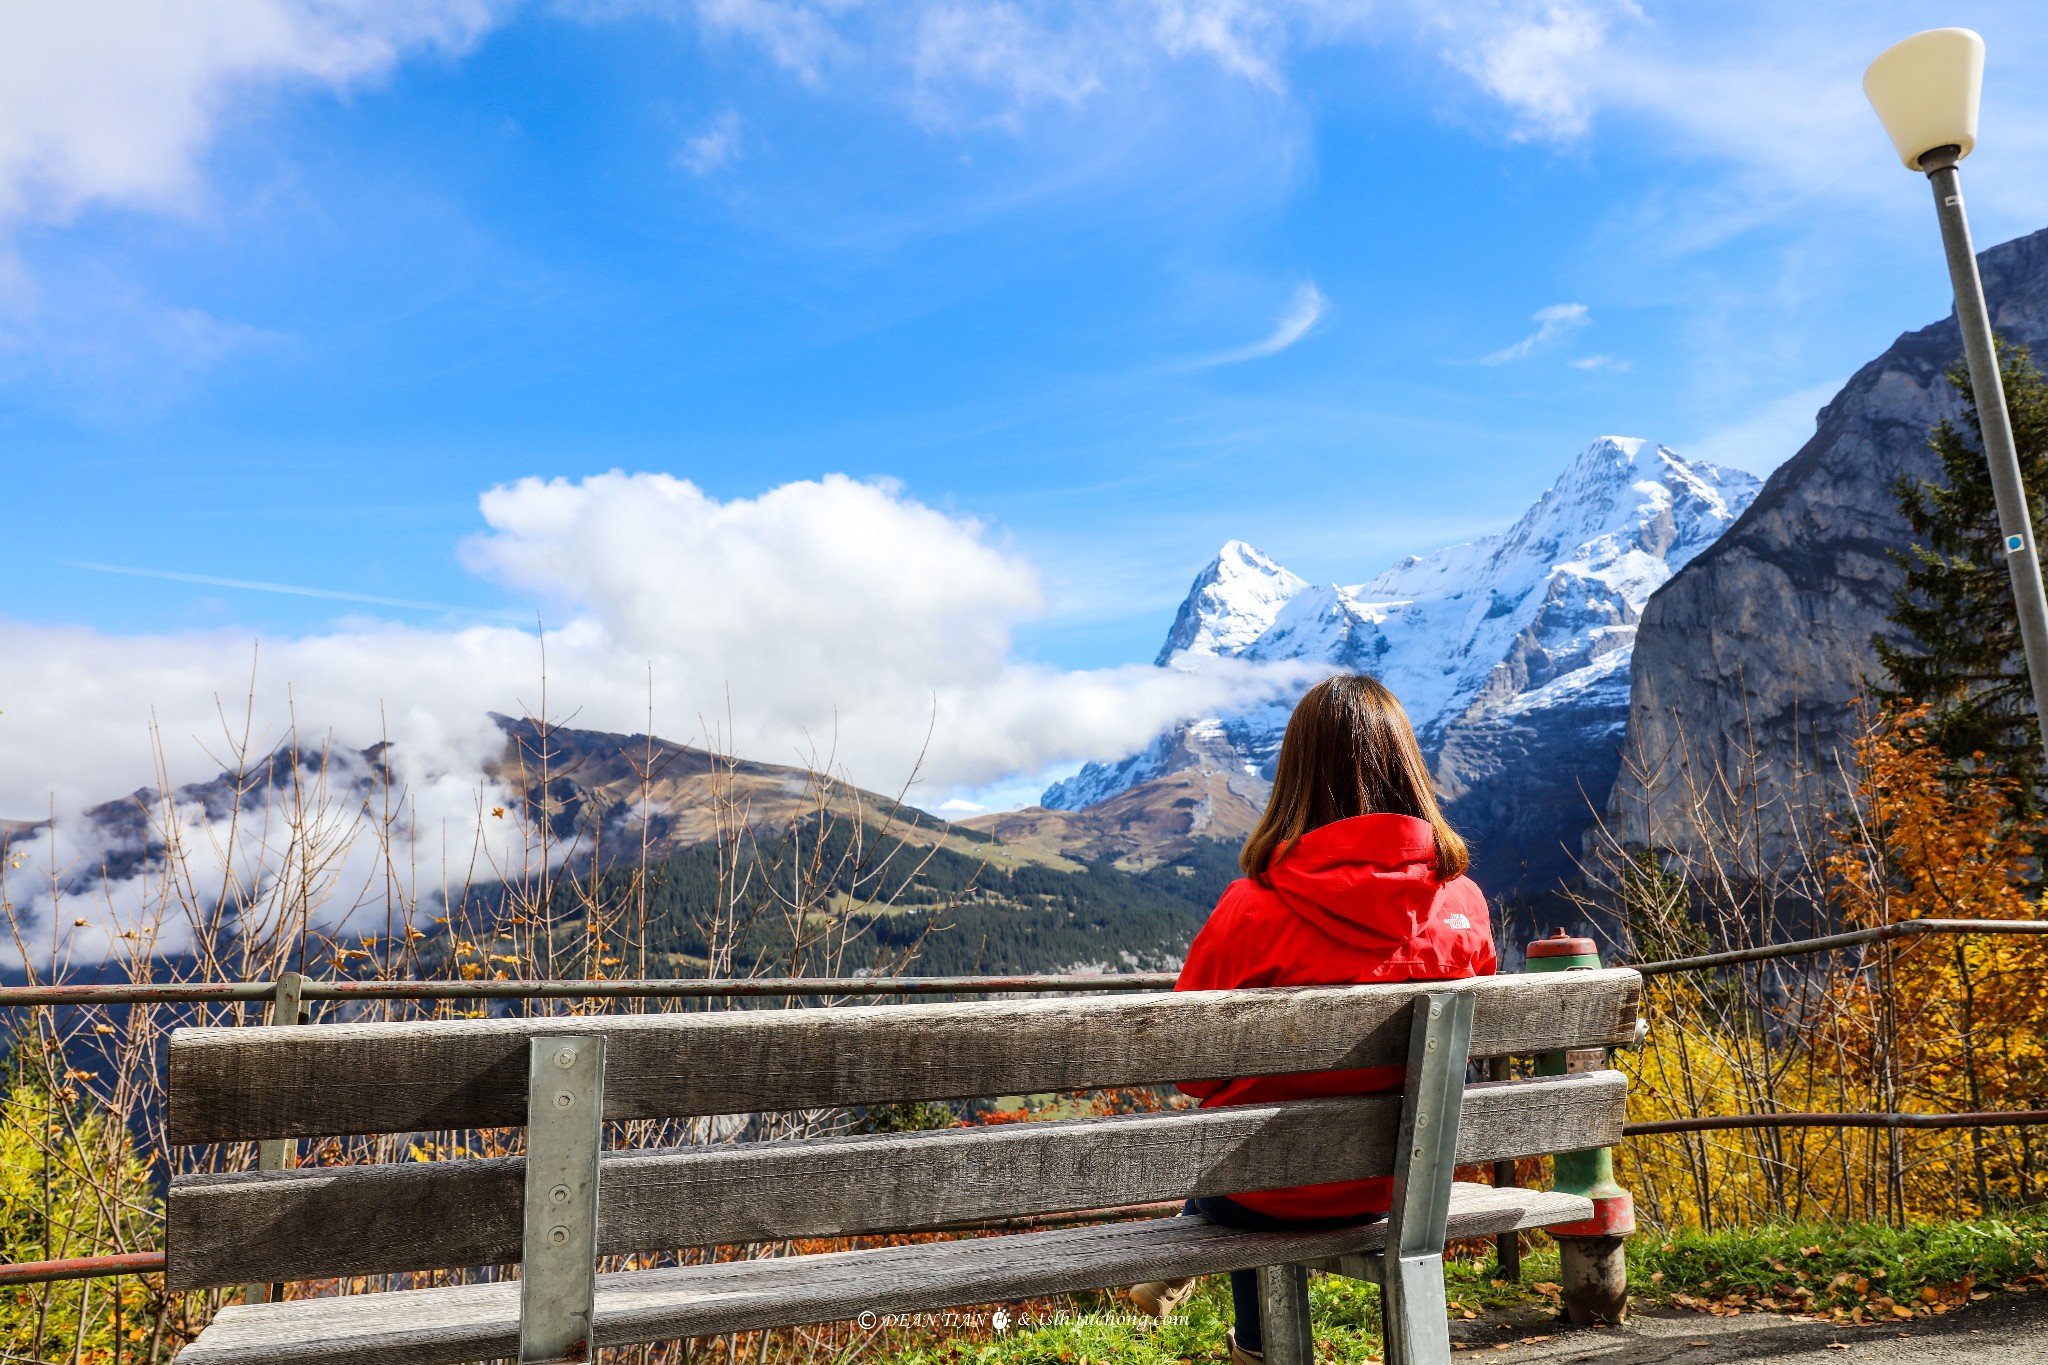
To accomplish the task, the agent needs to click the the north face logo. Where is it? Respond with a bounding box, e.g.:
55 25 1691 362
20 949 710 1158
1445 913 1471 930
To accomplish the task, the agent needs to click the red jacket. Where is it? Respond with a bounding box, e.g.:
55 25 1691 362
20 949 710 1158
1175 813 1496 1218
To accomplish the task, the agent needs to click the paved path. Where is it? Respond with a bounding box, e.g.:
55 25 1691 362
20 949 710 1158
1447 1288 2048 1363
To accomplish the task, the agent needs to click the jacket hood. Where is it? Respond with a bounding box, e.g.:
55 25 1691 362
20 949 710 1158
1263 813 1448 948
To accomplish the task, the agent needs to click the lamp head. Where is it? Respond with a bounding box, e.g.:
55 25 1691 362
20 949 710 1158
1864 27 1984 171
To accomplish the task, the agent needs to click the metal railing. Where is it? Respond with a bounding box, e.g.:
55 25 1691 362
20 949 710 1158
1633 916 2048 975
8 917 2048 1287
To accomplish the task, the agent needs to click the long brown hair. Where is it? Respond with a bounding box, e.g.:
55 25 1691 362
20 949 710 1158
1240 673 1469 883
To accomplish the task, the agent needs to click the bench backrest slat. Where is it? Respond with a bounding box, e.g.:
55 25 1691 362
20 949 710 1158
166 970 1640 1143
165 1070 1623 1289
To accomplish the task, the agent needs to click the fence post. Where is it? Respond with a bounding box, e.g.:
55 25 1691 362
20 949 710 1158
244 971 305 1307
1526 933 1632 1325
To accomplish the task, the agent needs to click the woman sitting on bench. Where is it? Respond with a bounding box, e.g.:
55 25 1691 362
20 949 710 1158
1129 673 1497 1362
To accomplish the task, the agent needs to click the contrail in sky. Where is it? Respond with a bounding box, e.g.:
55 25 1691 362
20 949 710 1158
65 561 532 622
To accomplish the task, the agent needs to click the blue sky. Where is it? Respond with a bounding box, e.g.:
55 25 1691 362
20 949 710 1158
6 1 2048 814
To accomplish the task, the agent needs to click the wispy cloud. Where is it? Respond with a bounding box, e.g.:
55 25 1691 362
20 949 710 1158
1432 0 1642 143
689 0 845 84
675 109 745 174
1175 281 1326 371
65 561 528 621
1482 302 1588 364
1568 353 1629 372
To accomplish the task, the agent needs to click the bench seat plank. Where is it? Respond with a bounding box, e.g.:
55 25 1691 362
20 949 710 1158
168 1073 1624 1289
175 1184 1591 1365
167 971 1643 1143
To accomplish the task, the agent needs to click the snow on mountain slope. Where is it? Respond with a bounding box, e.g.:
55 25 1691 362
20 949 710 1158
1043 438 1759 831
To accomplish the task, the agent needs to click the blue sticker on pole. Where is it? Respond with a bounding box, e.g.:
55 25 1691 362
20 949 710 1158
2009 534 2026 555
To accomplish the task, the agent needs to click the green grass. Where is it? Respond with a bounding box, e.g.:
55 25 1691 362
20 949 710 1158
863 1211 2048 1363
1631 1211 2048 1316
865 1247 1561 1364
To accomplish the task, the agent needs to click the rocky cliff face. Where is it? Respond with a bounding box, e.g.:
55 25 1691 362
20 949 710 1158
1047 438 1758 899
1613 225 2048 859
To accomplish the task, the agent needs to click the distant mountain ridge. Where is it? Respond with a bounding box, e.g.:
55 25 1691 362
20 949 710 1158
13 717 1245 983
1037 437 1761 898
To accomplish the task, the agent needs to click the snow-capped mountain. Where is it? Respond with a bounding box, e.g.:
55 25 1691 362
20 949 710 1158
1153 542 1310 664
1043 437 1760 896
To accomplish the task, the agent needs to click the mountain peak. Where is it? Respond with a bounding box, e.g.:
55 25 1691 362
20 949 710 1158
1555 435 1652 486
1217 538 1273 563
1154 540 1309 666
1056 434 1763 814
1585 434 1647 460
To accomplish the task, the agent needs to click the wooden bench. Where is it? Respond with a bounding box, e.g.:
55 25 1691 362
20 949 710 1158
163 969 1642 1365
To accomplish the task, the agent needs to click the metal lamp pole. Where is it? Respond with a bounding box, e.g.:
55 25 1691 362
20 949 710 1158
1868 29 2048 765
1919 148 2048 763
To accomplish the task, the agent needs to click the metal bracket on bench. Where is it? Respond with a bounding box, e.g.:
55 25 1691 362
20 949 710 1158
1382 990 1474 1365
520 1035 606 1365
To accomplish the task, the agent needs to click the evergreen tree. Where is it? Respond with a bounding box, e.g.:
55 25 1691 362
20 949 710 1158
1875 340 2048 804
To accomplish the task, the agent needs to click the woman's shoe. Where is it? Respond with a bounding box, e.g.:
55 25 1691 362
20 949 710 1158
1128 1276 1195 1318
1226 1328 1263 1363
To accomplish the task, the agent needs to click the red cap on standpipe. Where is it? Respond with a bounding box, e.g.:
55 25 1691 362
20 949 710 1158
1527 929 1598 959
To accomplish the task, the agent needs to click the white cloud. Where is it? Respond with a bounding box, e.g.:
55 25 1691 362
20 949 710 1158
0 0 502 227
1175 281 1327 370
0 470 1312 849
1680 379 1840 475
910 5 1107 122
1568 353 1628 372
1422 3 2048 231
1432 0 1640 142
688 0 845 84
676 109 747 174
1481 301 1588 364
1149 0 1287 86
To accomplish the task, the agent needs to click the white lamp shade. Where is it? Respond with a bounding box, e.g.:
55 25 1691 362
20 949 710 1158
1864 27 1983 170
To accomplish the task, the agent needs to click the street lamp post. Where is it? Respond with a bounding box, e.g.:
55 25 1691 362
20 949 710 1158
1865 28 2048 767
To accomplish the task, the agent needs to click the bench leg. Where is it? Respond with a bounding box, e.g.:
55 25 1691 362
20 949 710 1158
1384 1254 1451 1365
1256 1263 1314 1365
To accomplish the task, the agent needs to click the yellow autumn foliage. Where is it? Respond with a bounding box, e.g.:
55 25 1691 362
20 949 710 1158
1613 705 2048 1229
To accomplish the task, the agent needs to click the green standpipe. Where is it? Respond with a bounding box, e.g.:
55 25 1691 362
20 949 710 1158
1527 931 1632 1325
